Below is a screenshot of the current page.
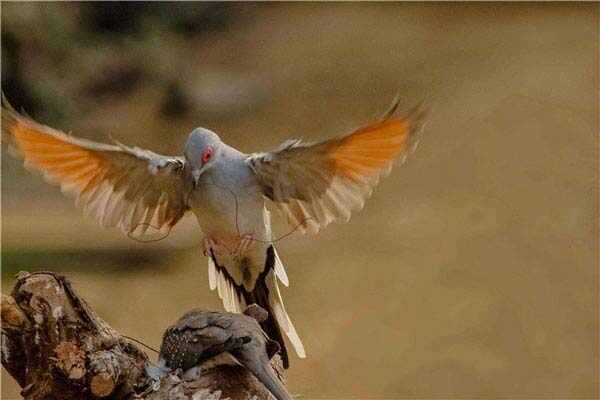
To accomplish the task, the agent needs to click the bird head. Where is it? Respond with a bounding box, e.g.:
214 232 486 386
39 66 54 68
184 127 222 187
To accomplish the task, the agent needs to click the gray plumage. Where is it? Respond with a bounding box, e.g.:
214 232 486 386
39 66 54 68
159 308 291 400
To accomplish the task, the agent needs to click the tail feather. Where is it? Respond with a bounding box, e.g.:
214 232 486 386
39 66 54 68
235 351 293 400
272 247 289 287
244 270 290 368
208 256 218 290
209 255 245 313
266 269 306 359
206 245 305 368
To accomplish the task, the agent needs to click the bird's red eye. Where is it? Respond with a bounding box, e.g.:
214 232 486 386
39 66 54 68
201 146 213 163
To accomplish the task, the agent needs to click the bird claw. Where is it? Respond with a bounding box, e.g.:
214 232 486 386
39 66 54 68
182 366 203 381
234 234 254 255
143 360 170 392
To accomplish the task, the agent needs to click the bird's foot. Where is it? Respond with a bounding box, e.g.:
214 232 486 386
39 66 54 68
234 234 254 255
182 366 203 381
203 237 217 257
143 359 170 392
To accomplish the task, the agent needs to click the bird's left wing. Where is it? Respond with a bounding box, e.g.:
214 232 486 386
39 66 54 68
172 311 250 359
246 99 426 234
2 103 189 237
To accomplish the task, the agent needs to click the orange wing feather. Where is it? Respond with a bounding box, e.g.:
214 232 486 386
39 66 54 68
328 117 412 181
2 103 188 236
7 118 108 192
248 99 426 234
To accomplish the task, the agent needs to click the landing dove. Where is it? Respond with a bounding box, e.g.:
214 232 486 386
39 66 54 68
1 96 426 368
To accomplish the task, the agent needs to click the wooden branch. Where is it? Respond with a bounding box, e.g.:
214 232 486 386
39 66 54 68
1 271 283 400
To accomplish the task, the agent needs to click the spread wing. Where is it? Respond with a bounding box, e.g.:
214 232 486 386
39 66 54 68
2 102 190 237
247 99 426 234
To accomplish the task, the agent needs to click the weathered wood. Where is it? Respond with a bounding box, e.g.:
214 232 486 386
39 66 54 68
1 271 282 400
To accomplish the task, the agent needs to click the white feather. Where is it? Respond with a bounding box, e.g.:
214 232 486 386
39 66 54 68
215 268 242 313
266 270 306 358
273 247 289 287
208 256 217 291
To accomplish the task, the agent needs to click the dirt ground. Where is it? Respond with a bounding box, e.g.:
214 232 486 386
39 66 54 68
2 4 598 399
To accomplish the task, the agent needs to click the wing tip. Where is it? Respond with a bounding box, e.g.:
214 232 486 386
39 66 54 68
1 91 17 116
405 98 429 135
379 93 402 122
380 94 429 134
2 95 20 140
1 93 37 135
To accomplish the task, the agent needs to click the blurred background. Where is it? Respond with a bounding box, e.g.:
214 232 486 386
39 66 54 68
1 3 598 399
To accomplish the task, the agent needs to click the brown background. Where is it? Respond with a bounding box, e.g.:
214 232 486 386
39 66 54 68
1 3 598 399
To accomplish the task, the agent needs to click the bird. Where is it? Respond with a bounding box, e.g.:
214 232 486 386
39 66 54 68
1 95 426 368
157 306 291 400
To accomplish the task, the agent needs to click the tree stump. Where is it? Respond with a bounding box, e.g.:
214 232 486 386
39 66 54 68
1 271 284 400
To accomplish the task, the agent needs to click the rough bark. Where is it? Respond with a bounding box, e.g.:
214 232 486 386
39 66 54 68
1 271 282 400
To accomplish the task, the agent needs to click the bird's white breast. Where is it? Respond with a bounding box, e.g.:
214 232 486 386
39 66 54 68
191 180 265 242
189 160 270 285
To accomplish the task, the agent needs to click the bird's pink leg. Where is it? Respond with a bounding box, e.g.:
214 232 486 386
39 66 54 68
203 237 217 257
234 234 254 255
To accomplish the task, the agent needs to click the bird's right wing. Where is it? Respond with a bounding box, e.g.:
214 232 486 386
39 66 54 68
247 99 426 234
2 101 190 237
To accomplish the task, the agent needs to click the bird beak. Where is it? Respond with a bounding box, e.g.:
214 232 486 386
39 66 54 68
192 167 204 189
